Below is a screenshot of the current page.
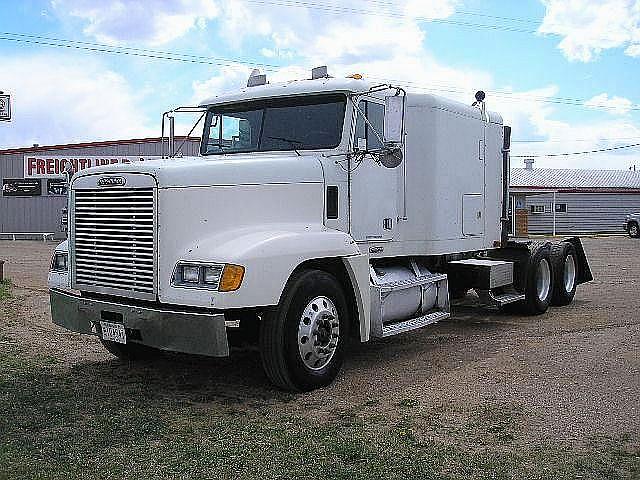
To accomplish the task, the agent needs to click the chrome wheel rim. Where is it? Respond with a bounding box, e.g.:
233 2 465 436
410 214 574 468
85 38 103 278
536 258 551 302
298 296 339 370
631 225 639 236
564 254 576 293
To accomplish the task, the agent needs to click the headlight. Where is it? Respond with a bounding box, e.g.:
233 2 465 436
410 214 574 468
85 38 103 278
50 252 68 272
203 265 223 285
172 262 243 291
182 265 201 283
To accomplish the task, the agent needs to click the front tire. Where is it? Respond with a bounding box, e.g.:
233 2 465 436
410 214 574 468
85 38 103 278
629 222 640 238
259 269 350 392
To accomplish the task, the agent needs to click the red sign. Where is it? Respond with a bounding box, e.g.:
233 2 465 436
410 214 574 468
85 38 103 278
23 156 157 179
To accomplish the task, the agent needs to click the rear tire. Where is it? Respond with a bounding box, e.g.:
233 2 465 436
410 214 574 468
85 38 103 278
550 242 577 306
520 243 554 315
629 222 640 238
259 269 349 392
100 339 161 360
449 286 469 300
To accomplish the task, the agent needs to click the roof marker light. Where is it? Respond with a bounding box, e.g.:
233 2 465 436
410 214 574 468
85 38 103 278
247 69 267 87
347 73 363 80
311 65 329 79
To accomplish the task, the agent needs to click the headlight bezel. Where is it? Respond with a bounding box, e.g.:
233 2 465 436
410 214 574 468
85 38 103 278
172 262 242 291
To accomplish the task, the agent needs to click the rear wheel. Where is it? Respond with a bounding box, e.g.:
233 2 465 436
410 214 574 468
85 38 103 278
100 339 162 360
520 244 554 315
550 242 577 306
629 222 640 238
259 269 349 392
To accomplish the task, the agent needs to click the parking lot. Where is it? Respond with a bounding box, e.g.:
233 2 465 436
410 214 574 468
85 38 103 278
0 236 638 479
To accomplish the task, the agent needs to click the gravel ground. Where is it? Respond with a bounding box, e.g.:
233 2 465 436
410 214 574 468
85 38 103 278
0 236 638 451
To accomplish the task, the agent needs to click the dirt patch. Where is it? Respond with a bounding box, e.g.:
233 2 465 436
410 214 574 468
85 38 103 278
1 237 639 453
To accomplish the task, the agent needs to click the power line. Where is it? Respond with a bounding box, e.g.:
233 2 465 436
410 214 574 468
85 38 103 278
0 32 280 70
361 0 542 25
244 0 631 44
512 137 640 143
369 76 640 112
244 0 538 35
511 142 640 158
2 31 639 113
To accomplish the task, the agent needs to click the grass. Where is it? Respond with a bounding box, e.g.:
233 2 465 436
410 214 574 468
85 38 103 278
0 346 638 480
0 279 11 302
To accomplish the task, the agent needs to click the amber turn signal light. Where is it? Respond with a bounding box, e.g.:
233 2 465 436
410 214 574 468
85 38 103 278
219 264 245 292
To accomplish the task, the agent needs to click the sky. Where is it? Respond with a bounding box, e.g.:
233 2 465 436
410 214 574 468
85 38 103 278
0 0 639 169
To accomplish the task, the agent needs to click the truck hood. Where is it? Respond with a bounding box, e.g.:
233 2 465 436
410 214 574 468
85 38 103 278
71 153 324 188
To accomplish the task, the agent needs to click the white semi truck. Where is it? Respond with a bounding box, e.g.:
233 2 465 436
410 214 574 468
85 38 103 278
48 68 592 391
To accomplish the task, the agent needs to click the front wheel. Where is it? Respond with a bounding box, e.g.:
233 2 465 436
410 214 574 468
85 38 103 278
259 269 350 392
629 222 640 238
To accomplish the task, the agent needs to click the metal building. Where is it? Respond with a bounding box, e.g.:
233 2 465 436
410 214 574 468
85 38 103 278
0 137 200 240
509 164 640 236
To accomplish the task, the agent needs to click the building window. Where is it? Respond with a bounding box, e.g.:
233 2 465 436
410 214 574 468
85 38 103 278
530 204 545 214
555 203 567 213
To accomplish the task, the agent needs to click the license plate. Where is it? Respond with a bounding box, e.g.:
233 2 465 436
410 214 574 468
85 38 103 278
100 321 127 344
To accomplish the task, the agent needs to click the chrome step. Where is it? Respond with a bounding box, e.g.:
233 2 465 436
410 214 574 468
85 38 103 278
476 288 525 307
381 310 450 338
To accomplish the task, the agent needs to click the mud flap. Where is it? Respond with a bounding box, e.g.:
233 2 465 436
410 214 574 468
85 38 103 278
563 237 593 285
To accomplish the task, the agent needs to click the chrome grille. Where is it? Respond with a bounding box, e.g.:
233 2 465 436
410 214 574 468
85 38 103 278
72 187 155 298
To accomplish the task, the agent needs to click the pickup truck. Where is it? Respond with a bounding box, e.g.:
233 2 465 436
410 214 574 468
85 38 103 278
625 213 640 238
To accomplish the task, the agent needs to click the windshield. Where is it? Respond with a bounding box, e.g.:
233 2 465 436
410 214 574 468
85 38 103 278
201 94 346 155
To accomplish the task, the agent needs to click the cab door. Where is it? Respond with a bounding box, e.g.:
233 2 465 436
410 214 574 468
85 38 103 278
349 98 399 242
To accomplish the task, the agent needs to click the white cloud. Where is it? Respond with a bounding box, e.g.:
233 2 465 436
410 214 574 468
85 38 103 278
538 0 640 62
503 88 640 169
186 0 640 170
0 54 155 148
625 43 640 56
38 0 640 170
52 0 219 45
584 93 634 115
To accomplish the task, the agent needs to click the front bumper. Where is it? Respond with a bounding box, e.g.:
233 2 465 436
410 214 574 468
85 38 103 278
50 288 229 357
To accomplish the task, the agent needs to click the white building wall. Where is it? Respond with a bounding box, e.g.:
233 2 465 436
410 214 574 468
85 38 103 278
522 192 640 234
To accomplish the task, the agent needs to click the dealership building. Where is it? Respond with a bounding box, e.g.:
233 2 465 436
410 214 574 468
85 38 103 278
510 161 640 236
2 138 640 240
0 137 199 240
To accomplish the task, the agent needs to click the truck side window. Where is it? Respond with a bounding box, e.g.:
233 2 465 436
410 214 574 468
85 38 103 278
355 101 385 150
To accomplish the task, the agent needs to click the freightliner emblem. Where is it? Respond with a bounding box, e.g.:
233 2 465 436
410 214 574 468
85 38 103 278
97 176 126 187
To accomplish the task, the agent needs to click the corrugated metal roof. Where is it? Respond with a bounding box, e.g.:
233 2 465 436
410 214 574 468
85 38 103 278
0 137 200 155
511 168 640 190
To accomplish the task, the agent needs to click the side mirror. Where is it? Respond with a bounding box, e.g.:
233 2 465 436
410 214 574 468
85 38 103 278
378 147 403 168
384 95 404 144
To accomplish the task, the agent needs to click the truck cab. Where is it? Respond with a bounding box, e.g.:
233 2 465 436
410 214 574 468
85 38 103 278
49 69 592 391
